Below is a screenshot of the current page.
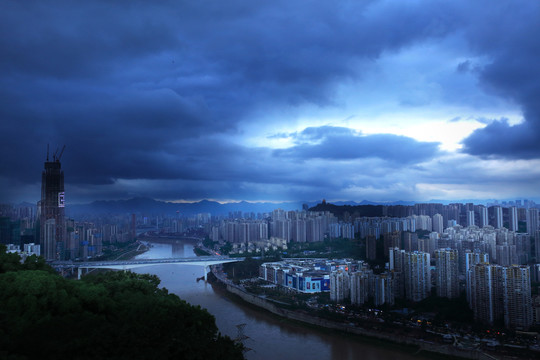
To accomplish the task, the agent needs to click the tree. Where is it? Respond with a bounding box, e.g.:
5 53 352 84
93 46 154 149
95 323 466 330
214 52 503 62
0 244 55 274
0 247 244 360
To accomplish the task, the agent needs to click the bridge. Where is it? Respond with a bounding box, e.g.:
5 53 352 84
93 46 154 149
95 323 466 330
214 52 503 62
52 256 244 280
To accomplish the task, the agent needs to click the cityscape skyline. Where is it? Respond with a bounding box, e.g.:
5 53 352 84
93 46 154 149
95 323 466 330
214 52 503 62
2 1 540 205
2 152 540 336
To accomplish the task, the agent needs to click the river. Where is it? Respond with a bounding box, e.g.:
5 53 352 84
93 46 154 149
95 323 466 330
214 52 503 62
134 240 423 360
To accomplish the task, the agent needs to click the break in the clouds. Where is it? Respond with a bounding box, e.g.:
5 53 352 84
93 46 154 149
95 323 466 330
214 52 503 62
1 0 539 204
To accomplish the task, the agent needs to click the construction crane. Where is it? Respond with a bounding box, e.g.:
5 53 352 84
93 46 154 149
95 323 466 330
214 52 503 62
57 145 66 161
52 145 66 162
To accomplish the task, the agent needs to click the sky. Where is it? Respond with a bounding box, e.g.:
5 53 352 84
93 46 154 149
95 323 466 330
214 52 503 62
1 0 540 205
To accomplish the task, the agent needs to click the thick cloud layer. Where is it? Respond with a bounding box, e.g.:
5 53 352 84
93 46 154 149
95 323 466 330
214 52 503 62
459 1 540 158
1 0 539 203
275 127 440 163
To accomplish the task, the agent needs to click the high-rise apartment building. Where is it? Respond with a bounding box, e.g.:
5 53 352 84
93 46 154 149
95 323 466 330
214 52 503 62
402 232 418 252
479 206 488 228
502 265 533 330
515 233 531 264
494 206 503 229
526 208 538 237
39 147 66 260
468 264 533 329
465 251 489 306
435 248 459 299
389 247 406 298
467 210 475 227
292 219 306 242
366 235 377 260
404 251 431 302
330 270 350 302
496 244 517 266
432 213 444 234
526 208 540 261
469 264 502 326
509 206 518 232
350 270 370 305
373 273 394 306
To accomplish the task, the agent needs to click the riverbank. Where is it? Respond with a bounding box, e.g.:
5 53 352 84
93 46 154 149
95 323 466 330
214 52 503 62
95 240 149 261
113 241 149 260
211 269 533 360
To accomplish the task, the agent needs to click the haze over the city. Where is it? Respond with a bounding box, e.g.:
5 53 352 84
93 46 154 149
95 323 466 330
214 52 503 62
2 0 540 204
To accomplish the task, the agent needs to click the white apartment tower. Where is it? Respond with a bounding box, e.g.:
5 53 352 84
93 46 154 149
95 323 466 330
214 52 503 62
494 206 503 229
479 206 488 228
432 213 444 234
509 206 518 232
467 210 475 227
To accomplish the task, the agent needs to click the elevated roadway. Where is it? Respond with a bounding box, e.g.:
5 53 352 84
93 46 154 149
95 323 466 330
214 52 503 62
52 256 244 280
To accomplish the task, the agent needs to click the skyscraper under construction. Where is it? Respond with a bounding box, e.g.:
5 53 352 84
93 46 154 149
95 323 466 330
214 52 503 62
39 145 66 260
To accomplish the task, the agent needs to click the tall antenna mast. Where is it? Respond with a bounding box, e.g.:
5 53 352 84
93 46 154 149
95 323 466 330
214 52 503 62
46 144 49 162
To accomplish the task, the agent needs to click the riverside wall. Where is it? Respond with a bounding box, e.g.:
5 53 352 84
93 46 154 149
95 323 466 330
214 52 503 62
225 284 495 360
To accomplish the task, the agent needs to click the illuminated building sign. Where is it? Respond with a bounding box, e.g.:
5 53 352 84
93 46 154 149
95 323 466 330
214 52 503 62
58 192 65 207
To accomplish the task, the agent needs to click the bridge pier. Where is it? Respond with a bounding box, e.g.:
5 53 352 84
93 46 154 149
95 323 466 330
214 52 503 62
204 264 209 282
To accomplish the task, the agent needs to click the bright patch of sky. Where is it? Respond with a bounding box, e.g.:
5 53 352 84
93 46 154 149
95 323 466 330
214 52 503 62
242 39 523 153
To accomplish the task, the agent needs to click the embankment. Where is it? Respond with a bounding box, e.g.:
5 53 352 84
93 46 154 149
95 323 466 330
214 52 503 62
224 282 496 360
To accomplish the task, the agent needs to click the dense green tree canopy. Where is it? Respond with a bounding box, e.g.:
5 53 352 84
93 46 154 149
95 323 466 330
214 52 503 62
0 245 243 360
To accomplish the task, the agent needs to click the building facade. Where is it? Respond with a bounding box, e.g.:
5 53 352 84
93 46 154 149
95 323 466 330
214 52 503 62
435 248 459 299
39 150 66 260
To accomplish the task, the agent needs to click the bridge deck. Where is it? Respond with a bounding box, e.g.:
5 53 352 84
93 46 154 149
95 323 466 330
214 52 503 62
52 256 244 269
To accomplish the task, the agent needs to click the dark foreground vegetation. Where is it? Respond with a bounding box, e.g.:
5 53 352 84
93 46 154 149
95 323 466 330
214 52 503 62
0 245 244 360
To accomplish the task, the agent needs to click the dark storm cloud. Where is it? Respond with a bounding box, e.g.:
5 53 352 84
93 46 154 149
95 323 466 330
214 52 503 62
0 0 460 202
3 0 537 203
460 1 540 158
462 119 539 159
275 126 440 164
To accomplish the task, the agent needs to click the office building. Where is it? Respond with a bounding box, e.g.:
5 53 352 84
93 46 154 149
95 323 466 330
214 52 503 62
39 147 66 260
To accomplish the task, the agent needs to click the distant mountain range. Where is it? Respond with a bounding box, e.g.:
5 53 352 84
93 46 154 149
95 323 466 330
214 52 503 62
63 197 421 217
66 197 303 217
13 197 528 218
